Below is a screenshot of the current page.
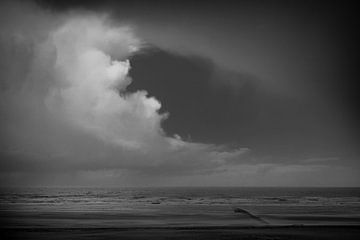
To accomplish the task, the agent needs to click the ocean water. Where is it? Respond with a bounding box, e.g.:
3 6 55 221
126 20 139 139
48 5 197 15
1 187 360 228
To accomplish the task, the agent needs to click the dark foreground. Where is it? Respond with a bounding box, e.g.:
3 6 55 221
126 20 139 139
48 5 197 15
2 226 360 240
1 188 359 239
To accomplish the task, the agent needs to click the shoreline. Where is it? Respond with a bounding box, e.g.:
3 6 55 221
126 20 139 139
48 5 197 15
2 224 360 230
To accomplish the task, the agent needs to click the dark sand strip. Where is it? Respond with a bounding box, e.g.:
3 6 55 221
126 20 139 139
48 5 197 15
2 226 360 240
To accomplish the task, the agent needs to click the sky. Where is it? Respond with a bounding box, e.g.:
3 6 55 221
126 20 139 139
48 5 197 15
0 0 359 187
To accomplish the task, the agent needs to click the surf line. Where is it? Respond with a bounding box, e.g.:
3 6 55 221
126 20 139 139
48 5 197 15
225 197 268 224
233 207 269 224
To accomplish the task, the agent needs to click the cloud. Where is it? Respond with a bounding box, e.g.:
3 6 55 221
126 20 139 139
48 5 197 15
45 15 166 150
0 1 248 185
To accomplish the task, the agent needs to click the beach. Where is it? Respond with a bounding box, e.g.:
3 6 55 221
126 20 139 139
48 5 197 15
1 187 360 239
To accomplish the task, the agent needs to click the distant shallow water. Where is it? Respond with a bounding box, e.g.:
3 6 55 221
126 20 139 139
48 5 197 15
1 187 360 228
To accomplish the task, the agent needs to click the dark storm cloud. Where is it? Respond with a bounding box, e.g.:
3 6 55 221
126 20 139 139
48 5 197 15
128 49 358 166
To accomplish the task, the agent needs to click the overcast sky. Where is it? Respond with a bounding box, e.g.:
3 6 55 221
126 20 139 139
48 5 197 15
0 0 359 186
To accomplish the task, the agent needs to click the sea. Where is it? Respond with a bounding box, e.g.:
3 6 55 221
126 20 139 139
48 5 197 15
1 187 360 228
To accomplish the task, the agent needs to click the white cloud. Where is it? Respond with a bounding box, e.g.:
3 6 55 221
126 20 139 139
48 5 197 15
45 15 166 150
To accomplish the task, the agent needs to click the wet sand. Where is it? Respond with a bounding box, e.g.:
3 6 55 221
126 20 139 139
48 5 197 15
2 226 360 240
1 206 360 239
